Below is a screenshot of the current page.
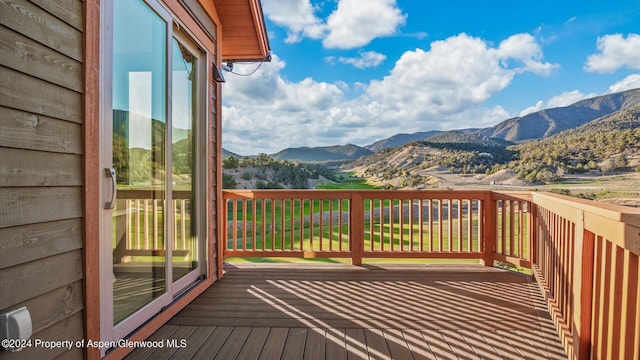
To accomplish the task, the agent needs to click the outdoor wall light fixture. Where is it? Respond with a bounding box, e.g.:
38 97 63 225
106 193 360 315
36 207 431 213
212 63 225 83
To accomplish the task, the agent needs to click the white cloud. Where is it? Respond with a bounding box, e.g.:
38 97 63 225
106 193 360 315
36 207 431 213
585 33 640 73
222 33 557 154
547 90 595 108
262 0 405 49
496 34 558 75
608 74 640 93
261 0 326 43
337 51 386 68
323 0 406 49
224 55 343 112
367 33 557 115
519 101 545 117
519 90 597 116
222 55 347 153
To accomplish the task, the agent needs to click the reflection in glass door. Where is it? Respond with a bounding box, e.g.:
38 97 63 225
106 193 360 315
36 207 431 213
107 0 205 336
171 35 200 285
111 0 168 325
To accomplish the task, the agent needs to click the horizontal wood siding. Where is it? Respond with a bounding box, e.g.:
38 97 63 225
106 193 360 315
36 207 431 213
0 218 82 269
0 0 84 359
0 106 82 154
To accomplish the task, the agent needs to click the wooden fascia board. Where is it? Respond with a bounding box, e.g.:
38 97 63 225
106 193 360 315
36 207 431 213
247 0 270 59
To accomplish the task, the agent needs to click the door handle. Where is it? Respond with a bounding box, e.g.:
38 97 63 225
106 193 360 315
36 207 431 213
104 168 117 209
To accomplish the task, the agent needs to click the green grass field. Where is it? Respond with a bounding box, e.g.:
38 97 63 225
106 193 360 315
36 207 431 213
317 176 379 190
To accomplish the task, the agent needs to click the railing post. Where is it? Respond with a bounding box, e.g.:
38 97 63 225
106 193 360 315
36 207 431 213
482 193 496 267
350 192 364 266
572 210 595 360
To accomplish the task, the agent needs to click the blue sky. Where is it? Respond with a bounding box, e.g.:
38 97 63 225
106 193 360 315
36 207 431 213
222 0 640 155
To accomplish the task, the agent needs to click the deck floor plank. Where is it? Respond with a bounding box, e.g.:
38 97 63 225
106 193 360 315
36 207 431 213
441 329 482 360
126 264 567 359
303 328 326 360
124 324 179 360
192 326 233 358
384 328 414 360
281 328 309 359
476 330 525 359
421 329 458 360
363 328 391 359
146 325 196 360
259 327 288 360
403 329 436 360
324 328 347 360
458 330 503 360
235 327 271 360
345 328 367 360
213 327 252 359
168 326 215 360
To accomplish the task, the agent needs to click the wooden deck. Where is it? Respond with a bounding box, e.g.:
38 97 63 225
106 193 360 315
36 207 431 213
125 263 567 359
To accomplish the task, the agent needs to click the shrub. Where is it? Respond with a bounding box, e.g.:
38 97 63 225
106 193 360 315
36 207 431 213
222 173 237 189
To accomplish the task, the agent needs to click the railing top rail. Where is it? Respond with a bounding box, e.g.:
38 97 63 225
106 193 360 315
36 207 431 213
117 189 192 199
532 191 640 226
533 191 640 256
490 191 533 202
223 189 493 200
223 189 356 200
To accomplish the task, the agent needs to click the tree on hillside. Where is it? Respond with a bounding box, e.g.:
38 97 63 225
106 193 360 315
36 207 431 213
222 173 237 188
223 156 239 169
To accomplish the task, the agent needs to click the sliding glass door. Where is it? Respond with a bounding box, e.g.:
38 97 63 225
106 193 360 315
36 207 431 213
101 0 207 347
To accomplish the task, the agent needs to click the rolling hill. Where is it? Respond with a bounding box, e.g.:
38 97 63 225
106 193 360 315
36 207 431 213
221 88 640 163
364 131 443 152
269 144 372 162
479 88 640 142
344 103 640 188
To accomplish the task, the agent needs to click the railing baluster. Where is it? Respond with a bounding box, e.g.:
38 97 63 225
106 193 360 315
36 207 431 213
457 199 462 252
309 199 314 251
466 199 472 252
409 199 414 252
290 199 295 251
428 199 433 252
280 199 286 251
399 199 404 252
319 199 323 251
438 200 443 252
299 199 304 251
271 199 276 251
174 199 178 251
252 199 257 251
447 199 452 252
144 200 149 250
153 199 158 251
181 199 186 250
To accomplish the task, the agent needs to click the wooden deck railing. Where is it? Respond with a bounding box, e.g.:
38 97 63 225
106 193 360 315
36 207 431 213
531 192 640 360
223 190 530 267
222 189 640 360
113 189 192 262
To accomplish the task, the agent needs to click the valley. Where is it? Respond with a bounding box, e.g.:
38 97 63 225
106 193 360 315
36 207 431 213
222 88 640 207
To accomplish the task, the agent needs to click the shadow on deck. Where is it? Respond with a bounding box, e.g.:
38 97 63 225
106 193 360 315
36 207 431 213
126 264 567 359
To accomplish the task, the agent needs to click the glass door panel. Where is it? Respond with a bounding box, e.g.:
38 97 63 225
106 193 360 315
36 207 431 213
112 0 168 325
171 37 200 283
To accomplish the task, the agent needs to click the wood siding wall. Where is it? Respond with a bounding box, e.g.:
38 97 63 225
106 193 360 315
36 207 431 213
0 0 85 359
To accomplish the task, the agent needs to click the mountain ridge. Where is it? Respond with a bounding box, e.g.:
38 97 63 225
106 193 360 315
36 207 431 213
221 88 640 162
